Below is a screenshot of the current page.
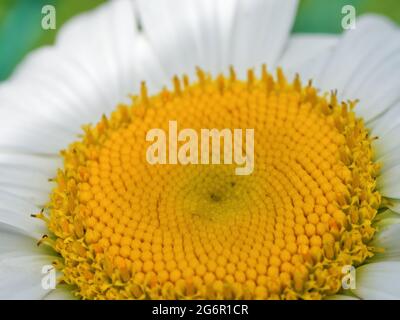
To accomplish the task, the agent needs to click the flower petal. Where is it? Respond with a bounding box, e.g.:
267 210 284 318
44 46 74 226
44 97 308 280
228 0 298 77
0 153 60 206
374 146 400 175
278 34 338 81
0 191 46 237
324 294 359 300
56 0 130 106
386 198 400 214
44 286 77 300
374 209 400 226
377 164 400 199
136 0 298 78
317 15 400 122
369 102 400 169
370 223 400 262
0 84 78 154
0 0 169 155
10 48 109 125
369 102 400 140
0 253 54 300
352 262 400 300
0 228 44 256
372 119 400 163
102 0 168 95
136 0 206 79
56 0 168 97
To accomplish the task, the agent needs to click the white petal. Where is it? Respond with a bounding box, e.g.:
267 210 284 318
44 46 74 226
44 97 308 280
386 198 400 214
0 85 77 154
56 1 128 106
372 121 400 163
0 0 170 155
317 15 400 122
137 0 298 78
369 102 400 166
278 34 339 81
193 0 236 75
352 52 400 123
352 262 400 299
128 34 169 95
0 253 54 300
369 102 400 139
370 223 400 262
11 48 107 124
0 191 46 237
56 0 168 99
324 294 359 300
0 153 60 172
229 0 298 77
374 209 400 226
374 146 400 175
0 154 60 206
370 109 400 187
44 286 77 300
136 0 204 79
377 164 400 199
0 228 44 255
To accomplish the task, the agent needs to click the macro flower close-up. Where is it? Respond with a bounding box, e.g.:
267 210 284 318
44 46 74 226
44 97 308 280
1 0 400 301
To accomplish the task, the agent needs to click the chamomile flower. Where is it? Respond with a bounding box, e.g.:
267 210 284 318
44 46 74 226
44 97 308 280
0 0 400 300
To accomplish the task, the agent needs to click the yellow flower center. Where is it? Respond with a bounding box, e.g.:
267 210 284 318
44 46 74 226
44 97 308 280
43 66 381 300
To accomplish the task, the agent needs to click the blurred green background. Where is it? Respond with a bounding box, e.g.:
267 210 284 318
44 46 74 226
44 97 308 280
0 0 399 81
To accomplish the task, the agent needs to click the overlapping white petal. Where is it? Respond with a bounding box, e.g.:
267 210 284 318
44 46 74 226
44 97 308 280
44 287 77 300
377 164 400 199
0 153 60 205
370 222 400 262
352 262 400 299
228 0 298 77
324 294 359 300
278 34 338 81
136 0 298 79
0 0 168 156
317 15 400 122
0 228 44 256
372 110 400 164
56 0 133 106
136 0 204 79
370 102 400 139
386 198 400 214
0 191 46 237
0 253 55 300
0 84 80 154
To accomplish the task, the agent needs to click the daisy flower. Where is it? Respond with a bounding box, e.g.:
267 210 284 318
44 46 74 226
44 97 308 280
1 0 400 300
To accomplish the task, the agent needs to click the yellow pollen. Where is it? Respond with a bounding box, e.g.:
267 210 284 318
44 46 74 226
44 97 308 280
43 66 380 300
